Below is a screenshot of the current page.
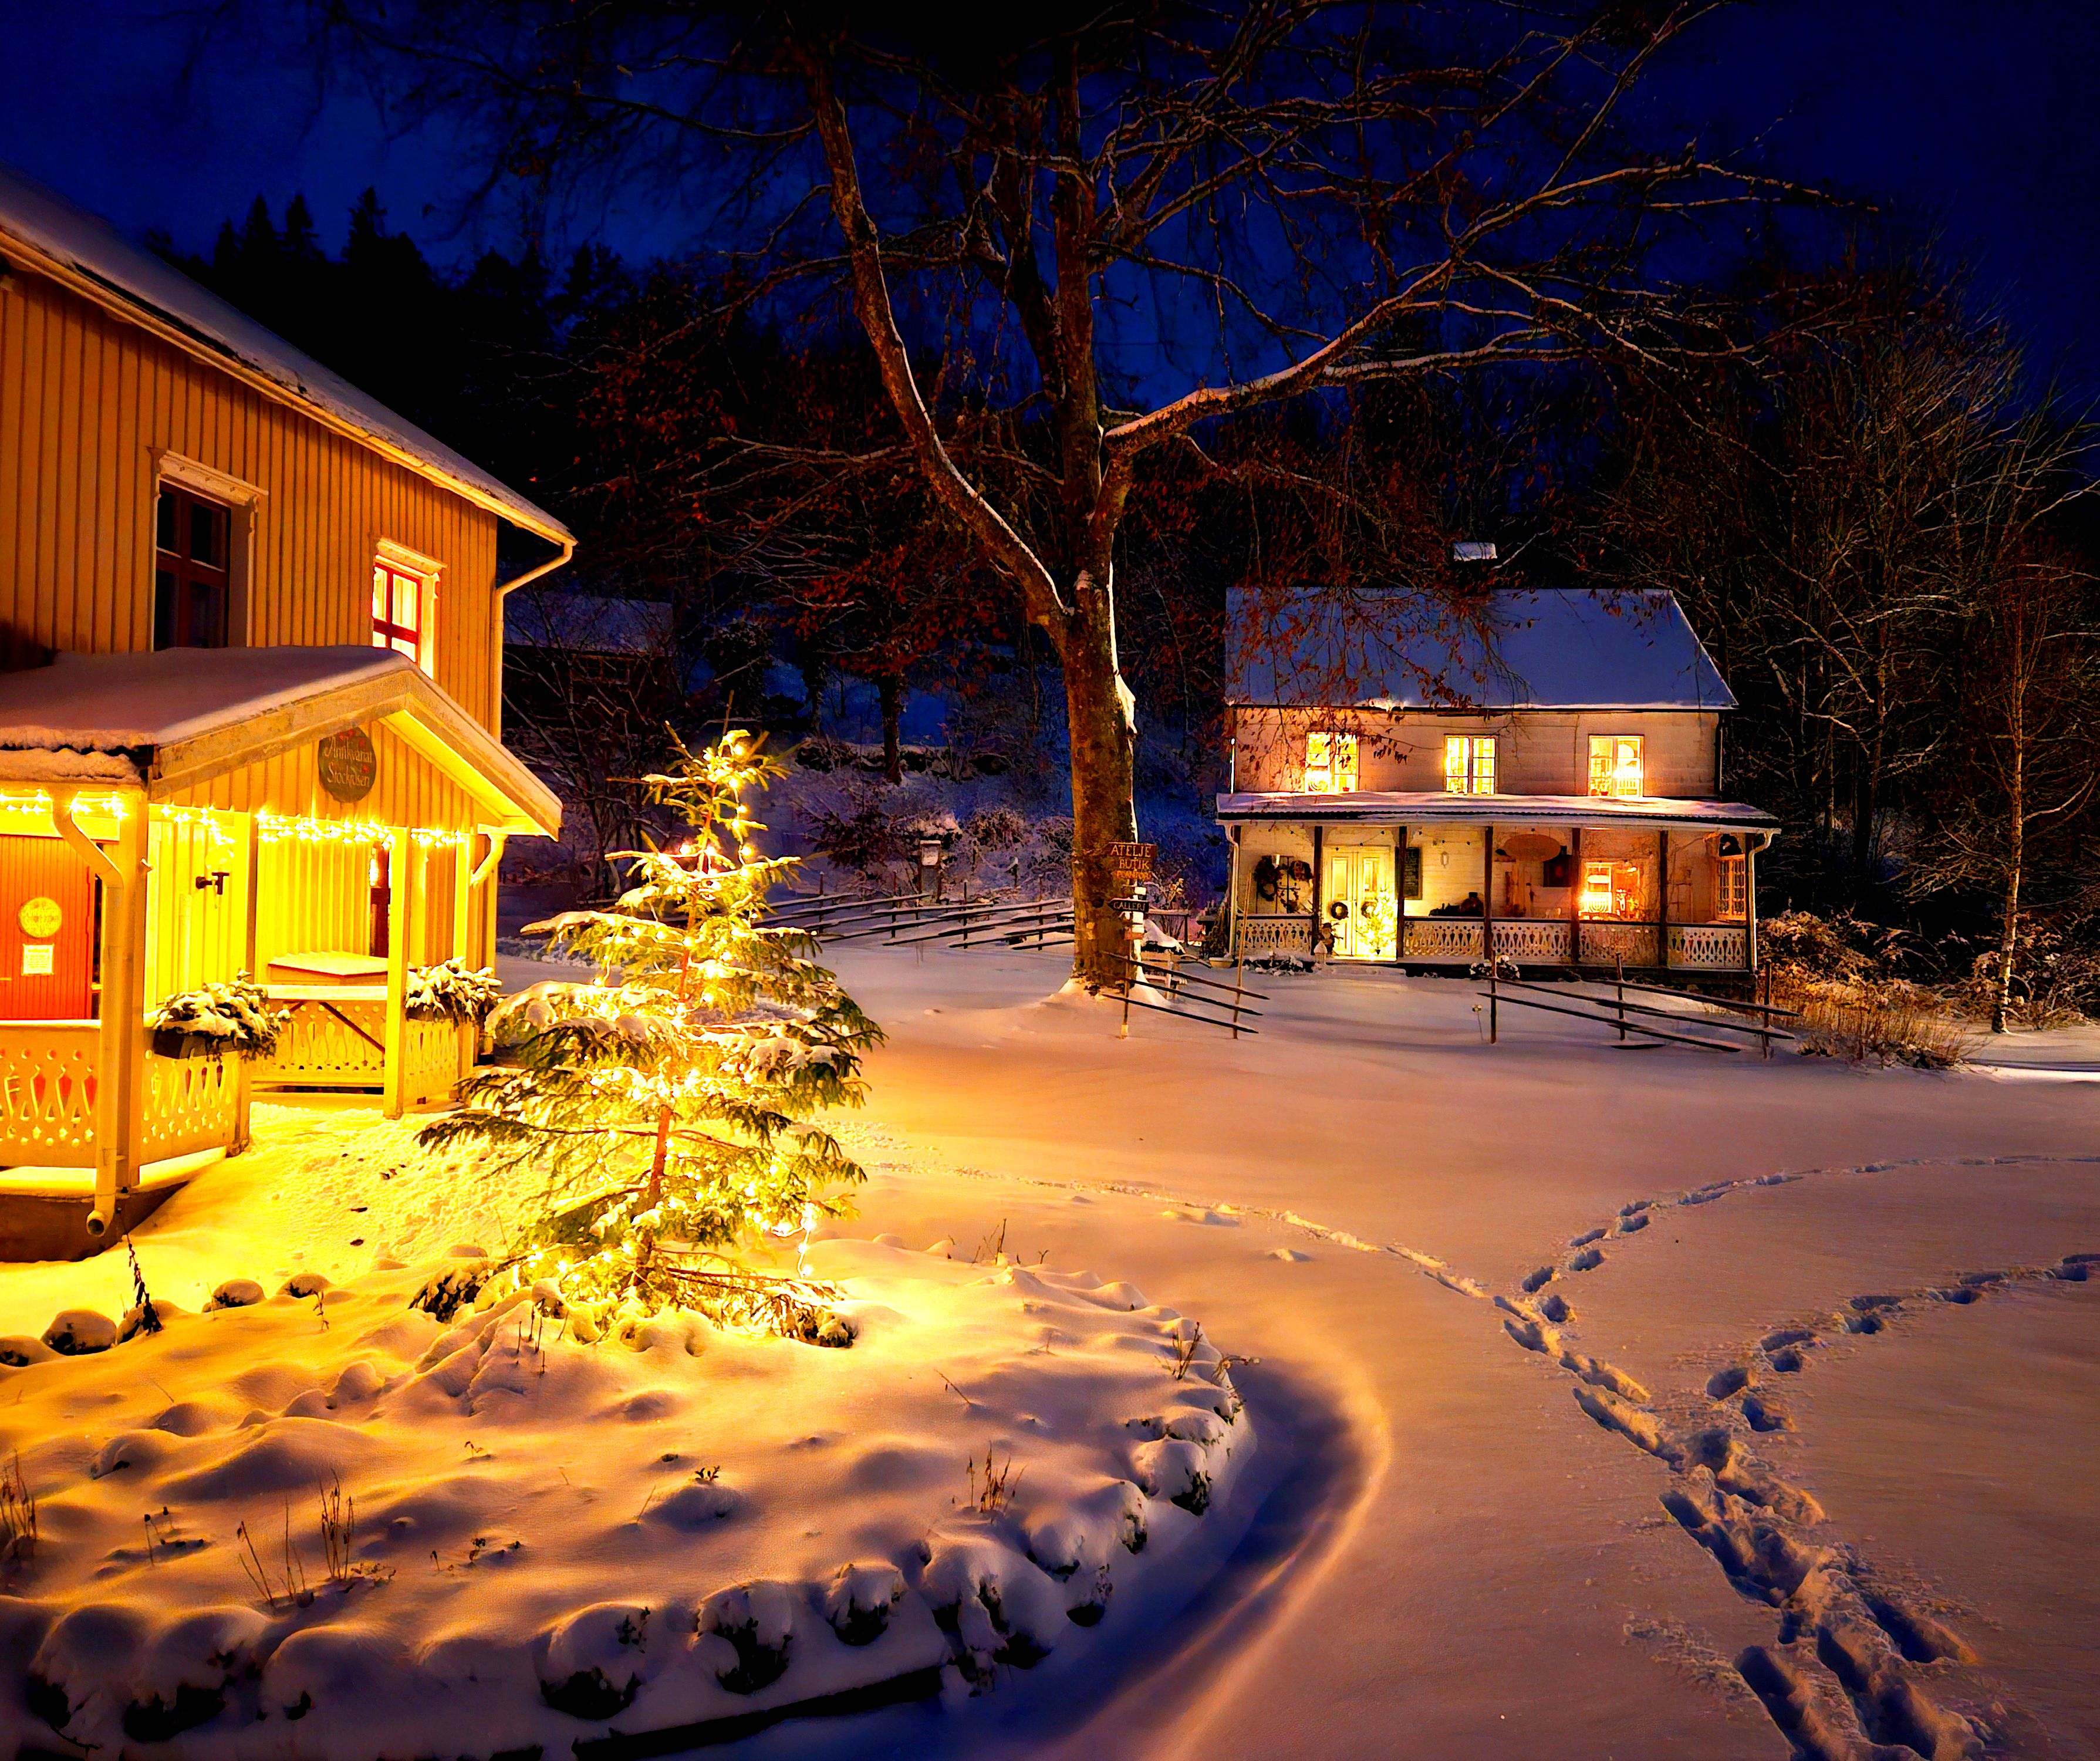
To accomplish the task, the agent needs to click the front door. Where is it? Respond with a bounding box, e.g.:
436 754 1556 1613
1323 847 1396 960
0 836 96 1020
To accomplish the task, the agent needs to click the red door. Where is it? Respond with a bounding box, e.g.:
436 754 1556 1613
0 836 96 1020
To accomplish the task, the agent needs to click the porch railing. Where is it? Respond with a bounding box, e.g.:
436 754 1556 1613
1667 923 1749 970
1 1022 239 1172
1491 920 1570 963
1236 914 1315 957
1403 918 1485 960
0 1023 99 1168
1576 922 1660 967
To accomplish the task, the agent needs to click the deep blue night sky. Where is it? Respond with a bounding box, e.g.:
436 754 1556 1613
3 1 2096 387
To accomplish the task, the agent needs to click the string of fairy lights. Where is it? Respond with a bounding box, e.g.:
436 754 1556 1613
0 791 472 849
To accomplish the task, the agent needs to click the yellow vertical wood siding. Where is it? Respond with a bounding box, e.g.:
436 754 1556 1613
1 265 502 728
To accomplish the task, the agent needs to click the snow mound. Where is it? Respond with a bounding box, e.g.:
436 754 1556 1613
0 1240 1253 1758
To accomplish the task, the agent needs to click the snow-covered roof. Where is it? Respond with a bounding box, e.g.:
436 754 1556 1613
0 647 560 836
1215 790 1777 833
0 158 572 545
1228 588 1736 711
505 592 674 653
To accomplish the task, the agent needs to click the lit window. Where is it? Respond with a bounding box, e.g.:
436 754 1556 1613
1588 734 1644 798
372 559 434 670
1717 855 1747 920
1304 732 1359 794
1581 860 1642 919
1443 735 1496 795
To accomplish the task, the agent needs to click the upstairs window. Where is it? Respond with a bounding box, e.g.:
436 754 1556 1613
154 486 231 649
1304 731 1359 794
1443 734 1496 795
372 558 434 670
1588 734 1645 798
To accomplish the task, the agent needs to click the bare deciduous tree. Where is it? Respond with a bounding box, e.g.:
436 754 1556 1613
309 0 1798 981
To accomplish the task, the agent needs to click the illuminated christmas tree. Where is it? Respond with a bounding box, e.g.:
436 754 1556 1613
423 732 881 1338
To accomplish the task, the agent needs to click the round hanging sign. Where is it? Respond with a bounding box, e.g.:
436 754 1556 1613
18 896 62 940
317 728 378 804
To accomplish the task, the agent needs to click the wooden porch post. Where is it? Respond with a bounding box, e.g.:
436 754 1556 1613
452 836 472 963
1224 826 1242 963
1481 823 1495 962
1568 825 1584 966
1394 825 1408 964
1657 829 1670 972
77 789 148 1237
382 828 410 1121
1309 824 1324 956
234 810 261 1152
1746 833 1761 975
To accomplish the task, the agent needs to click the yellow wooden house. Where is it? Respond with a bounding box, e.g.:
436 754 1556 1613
0 161 569 1257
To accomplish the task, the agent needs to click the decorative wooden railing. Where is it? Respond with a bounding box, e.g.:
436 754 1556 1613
1237 914 1315 956
1403 918 1485 960
1 1023 239 1172
1490 920 1571 963
0 1023 99 1168
1577 922 1660 967
140 1051 239 1164
252 997 465 1108
1667 924 1749 970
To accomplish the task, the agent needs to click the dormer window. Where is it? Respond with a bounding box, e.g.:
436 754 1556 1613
1304 732 1359 794
1588 734 1643 798
1443 734 1495 794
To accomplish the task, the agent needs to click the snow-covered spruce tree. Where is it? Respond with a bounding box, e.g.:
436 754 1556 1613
420 732 882 1341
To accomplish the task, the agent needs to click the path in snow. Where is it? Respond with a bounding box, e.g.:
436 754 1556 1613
801 946 2100 1761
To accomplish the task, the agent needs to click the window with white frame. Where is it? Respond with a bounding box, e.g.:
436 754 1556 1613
1588 733 1644 798
1304 731 1359 793
1717 854 1747 920
372 551 437 672
1443 734 1496 794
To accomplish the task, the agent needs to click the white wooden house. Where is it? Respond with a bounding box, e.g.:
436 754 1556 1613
0 161 570 1256
1220 586 1777 974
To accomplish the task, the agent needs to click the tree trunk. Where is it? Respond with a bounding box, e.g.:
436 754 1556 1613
1062 586 1140 990
878 674 903 784
1991 868 2020 1035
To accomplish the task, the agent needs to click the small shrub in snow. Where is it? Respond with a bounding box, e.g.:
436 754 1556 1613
0 1452 36 1573
963 804 1029 849
204 1278 264 1311
1244 951 1314 976
1466 955 1520 980
421 732 882 1342
404 958 503 1024
823 1562 905 1645
145 974 286 1058
699 1581 795 1693
42 1309 116 1355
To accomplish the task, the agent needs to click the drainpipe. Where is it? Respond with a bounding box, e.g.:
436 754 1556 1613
489 533 576 739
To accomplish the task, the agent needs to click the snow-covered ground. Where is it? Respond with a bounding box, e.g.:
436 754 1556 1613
4 947 2096 1759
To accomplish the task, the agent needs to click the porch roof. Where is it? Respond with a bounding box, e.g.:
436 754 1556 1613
1216 790 1779 835
0 647 560 837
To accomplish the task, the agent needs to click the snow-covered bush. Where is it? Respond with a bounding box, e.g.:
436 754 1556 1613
1951 916 2100 1027
405 959 504 1024
807 781 911 875
962 805 1029 850
421 732 884 1340
145 974 286 1058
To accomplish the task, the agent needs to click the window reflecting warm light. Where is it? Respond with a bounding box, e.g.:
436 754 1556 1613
1304 731 1359 793
1588 734 1643 798
1443 735 1495 794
